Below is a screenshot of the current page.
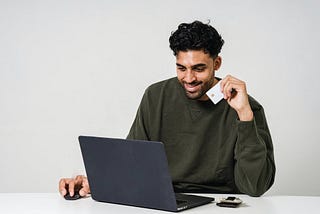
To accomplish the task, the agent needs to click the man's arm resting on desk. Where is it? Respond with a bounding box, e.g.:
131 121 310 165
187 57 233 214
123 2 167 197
234 104 276 197
220 75 276 197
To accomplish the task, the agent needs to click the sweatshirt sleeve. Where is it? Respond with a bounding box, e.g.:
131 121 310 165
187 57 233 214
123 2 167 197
233 101 276 197
126 90 150 141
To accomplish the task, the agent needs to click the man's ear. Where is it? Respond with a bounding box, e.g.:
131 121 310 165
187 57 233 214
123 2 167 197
213 56 222 70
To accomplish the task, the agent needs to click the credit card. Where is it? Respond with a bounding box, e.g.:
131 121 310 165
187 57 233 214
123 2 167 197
206 81 224 104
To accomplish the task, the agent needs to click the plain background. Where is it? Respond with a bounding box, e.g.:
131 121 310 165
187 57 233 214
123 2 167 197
1 0 319 196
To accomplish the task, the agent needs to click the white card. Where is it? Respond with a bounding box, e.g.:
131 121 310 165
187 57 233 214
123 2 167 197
206 81 224 104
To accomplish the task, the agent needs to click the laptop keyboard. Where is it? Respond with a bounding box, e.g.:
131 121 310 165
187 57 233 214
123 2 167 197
176 199 188 206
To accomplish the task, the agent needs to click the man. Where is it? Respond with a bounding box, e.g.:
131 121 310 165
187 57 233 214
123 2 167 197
59 21 275 197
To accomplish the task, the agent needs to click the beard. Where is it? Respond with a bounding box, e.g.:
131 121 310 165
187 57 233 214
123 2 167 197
179 76 215 100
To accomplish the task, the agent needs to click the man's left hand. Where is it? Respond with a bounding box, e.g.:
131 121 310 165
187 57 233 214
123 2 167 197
220 75 254 121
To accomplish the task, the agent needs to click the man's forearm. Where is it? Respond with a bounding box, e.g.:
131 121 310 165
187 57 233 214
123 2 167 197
233 118 276 196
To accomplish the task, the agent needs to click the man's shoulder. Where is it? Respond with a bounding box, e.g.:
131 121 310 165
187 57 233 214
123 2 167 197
146 77 179 93
248 95 263 111
139 77 181 109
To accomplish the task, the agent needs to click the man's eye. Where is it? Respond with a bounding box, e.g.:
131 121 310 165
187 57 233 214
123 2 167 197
194 68 205 72
178 67 186 71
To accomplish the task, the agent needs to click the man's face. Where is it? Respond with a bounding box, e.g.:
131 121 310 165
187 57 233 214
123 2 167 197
176 50 221 101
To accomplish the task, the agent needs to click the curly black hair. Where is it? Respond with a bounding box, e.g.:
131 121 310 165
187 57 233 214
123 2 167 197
169 20 224 58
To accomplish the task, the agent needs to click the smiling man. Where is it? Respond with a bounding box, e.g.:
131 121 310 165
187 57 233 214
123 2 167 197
176 50 220 101
59 21 275 198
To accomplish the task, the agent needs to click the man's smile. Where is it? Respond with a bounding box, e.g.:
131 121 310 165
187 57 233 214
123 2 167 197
183 82 202 93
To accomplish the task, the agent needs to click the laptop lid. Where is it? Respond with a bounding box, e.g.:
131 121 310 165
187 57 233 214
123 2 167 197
79 136 214 212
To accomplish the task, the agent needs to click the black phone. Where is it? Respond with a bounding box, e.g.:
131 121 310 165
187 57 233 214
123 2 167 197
216 196 242 208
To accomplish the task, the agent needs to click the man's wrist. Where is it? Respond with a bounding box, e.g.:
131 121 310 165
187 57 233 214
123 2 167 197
237 107 254 121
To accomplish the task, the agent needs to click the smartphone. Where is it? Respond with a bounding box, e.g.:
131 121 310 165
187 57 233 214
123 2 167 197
216 196 242 208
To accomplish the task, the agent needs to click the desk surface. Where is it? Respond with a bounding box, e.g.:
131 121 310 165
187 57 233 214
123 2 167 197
1 193 319 214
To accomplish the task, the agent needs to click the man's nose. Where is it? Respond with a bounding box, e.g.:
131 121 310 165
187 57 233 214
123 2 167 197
184 70 196 83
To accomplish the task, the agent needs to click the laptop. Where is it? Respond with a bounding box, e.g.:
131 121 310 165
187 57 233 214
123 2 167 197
79 136 214 212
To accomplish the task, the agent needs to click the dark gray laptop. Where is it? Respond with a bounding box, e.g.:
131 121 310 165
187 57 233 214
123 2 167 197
79 136 214 212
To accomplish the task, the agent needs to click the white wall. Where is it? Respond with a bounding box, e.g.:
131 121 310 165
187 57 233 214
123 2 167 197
1 0 319 196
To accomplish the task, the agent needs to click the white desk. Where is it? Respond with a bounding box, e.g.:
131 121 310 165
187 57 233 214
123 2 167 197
0 193 319 214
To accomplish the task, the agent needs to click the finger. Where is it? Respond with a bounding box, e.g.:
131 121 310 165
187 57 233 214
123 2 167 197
221 75 242 86
79 187 90 197
223 80 243 99
74 175 83 186
75 175 86 181
59 178 70 196
219 75 232 92
226 75 241 82
220 75 238 96
223 80 236 99
75 175 88 190
68 179 75 197
59 179 66 196
79 177 90 197
229 80 246 94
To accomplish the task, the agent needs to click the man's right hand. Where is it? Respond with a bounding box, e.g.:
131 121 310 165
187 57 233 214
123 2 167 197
59 175 90 197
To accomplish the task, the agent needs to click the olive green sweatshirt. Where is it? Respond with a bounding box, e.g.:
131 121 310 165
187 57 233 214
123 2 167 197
127 77 275 196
